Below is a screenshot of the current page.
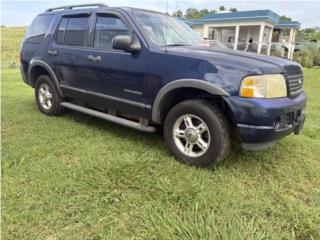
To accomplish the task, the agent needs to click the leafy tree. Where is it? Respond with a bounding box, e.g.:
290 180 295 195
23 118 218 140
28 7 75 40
296 27 320 43
301 28 320 42
304 28 316 34
185 8 201 19
219 6 226 11
209 10 217 14
199 8 209 18
173 9 183 17
280 15 292 21
310 32 320 42
229 8 238 12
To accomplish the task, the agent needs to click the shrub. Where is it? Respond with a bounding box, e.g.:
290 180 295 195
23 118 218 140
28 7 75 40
294 43 320 68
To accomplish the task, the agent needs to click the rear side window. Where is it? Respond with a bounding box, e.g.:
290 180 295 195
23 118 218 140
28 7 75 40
56 18 68 44
94 15 131 50
25 15 53 44
55 16 89 46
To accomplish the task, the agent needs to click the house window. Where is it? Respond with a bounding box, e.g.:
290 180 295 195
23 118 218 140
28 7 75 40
208 28 215 40
228 36 235 43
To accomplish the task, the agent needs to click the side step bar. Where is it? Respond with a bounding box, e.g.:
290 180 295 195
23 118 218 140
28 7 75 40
60 102 156 133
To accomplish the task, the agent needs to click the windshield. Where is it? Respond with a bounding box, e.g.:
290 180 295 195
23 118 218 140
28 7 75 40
133 10 204 47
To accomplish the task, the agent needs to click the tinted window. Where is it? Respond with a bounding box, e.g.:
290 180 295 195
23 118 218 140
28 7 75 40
56 16 89 46
56 18 68 44
25 15 53 44
94 15 131 49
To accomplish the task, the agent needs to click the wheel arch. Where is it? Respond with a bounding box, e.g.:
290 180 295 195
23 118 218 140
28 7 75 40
152 79 230 123
28 59 63 97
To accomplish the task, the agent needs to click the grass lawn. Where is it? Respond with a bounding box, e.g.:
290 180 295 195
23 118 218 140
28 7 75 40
2 68 320 239
1 27 26 68
1 27 320 240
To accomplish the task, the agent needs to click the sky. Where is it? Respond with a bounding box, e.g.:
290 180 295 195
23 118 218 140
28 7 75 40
1 0 320 29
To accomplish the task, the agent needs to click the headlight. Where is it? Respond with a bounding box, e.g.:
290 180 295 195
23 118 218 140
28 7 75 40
240 74 287 98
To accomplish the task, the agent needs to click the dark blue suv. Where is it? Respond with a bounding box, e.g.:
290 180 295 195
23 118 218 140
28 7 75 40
20 4 307 167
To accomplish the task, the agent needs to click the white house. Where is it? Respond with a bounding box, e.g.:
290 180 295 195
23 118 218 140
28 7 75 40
182 10 301 59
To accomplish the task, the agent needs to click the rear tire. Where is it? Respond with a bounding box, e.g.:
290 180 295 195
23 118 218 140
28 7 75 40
35 75 64 115
164 99 230 167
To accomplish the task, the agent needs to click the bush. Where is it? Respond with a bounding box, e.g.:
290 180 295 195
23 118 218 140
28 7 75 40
294 43 320 68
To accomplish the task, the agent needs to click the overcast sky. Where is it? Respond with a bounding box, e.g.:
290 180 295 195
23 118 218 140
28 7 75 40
1 0 320 29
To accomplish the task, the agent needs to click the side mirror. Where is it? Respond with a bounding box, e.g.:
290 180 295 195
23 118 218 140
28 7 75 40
112 35 141 53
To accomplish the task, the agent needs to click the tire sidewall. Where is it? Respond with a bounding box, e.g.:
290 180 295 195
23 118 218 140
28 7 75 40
35 75 61 115
164 100 226 167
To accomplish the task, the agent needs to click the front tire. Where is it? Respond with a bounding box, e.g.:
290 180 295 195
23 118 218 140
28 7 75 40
164 99 230 167
35 75 64 115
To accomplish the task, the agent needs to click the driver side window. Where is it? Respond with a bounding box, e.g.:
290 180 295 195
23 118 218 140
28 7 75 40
94 14 132 50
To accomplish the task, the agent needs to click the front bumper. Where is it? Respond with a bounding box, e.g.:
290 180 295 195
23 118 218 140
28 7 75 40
223 91 307 149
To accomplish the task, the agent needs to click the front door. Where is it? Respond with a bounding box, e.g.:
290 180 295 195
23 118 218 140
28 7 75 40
85 12 149 117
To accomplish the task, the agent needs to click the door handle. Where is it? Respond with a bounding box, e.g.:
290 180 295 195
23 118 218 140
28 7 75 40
48 49 58 56
88 55 102 62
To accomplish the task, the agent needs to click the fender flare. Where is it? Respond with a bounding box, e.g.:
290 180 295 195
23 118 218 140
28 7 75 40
28 59 64 97
151 79 230 123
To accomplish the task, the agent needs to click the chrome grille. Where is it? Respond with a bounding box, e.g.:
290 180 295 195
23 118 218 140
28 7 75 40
286 72 304 97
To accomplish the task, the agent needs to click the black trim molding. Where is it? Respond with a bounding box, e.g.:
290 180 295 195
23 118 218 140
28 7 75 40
60 84 151 109
152 79 230 123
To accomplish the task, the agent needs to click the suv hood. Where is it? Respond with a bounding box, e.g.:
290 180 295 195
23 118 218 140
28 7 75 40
165 45 302 75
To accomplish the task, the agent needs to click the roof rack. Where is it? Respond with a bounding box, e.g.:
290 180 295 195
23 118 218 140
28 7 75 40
45 3 108 12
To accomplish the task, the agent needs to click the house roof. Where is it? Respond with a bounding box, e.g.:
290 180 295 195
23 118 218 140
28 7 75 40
274 21 301 29
181 10 300 29
180 18 205 26
202 10 280 24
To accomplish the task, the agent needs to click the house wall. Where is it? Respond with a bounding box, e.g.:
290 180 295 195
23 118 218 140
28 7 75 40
238 26 260 42
195 23 273 45
202 26 262 43
191 26 204 36
186 18 297 59
201 21 273 39
220 28 235 42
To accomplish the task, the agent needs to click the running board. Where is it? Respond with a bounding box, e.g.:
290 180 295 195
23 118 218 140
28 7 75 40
60 102 156 133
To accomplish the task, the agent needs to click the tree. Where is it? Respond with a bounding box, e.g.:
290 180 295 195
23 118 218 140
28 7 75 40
304 28 316 34
229 8 238 12
297 28 320 43
310 32 320 42
185 8 200 19
280 15 292 22
199 8 209 18
173 9 183 17
209 10 216 14
219 6 226 11
300 28 320 42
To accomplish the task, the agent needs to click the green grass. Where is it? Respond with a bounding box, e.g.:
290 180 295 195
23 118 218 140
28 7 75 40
1 27 26 68
1 26 320 239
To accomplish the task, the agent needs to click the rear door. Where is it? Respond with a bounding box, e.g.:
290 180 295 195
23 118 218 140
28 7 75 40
85 11 149 117
47 13 97 101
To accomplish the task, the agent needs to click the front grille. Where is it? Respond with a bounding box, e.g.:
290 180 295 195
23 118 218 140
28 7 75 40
286 71 304 98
